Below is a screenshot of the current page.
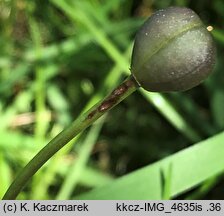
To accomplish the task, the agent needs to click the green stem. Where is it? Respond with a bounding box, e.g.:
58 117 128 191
2 75 138 200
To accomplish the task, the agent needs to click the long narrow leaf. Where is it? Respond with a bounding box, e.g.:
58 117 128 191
77 131 224 199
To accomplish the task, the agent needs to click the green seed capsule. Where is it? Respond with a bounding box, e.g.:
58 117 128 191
131 7 216 92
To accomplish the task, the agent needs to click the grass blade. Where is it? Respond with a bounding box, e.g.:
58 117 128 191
77 131 224 199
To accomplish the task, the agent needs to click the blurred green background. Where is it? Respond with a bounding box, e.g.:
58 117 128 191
1 0 224 199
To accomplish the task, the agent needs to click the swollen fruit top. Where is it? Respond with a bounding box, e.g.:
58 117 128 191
131 7 216 92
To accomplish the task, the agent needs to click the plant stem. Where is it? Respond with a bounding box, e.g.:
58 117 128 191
2 75 138 200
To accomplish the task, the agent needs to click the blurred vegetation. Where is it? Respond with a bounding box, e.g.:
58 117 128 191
0 0 224 199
